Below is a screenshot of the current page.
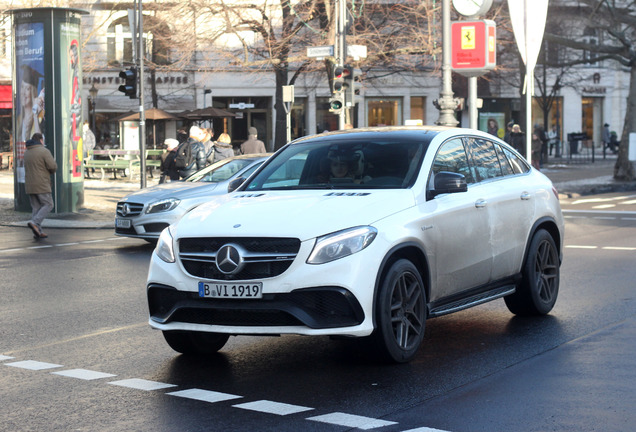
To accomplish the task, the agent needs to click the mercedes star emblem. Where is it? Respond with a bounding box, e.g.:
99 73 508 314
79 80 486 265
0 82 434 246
216 244 244 274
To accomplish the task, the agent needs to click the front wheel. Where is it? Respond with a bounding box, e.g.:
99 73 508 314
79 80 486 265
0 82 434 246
372 259 426 363
162 331 229 355
505 229 560 316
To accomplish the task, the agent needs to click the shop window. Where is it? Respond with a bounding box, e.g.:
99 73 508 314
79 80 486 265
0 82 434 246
367 98 401 127
410 97 426 123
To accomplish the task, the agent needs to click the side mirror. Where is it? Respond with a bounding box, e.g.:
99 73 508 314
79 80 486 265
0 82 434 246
427 171 468 199
227 177 246 193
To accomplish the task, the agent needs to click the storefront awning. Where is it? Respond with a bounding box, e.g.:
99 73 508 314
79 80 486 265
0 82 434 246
0 85 12 109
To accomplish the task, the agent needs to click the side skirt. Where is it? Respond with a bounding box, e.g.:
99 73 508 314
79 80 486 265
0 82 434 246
427 277 519 318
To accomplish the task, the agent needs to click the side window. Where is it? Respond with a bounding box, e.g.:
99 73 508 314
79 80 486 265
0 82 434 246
494 143 515 176
431 139 474 184
465 138 503 182
502 146 531 174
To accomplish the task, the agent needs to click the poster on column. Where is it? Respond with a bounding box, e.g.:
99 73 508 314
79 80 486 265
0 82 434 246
59 21 83 183
15 22 45 184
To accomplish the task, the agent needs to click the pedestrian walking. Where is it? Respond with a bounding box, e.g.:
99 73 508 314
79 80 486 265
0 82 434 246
213 132 235 162
82 121 96 178
24 133 57 239
240 126 266 155
159 138 180 183
531 131 542 171
602 123 612 152
509 124 525 156
176 126 207 179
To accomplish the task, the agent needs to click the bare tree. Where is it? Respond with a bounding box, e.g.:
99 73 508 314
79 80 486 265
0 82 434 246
544 0 636 180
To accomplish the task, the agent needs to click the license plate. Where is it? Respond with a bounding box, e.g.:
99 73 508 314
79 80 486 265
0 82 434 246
116 218 131 228
198 281 263 299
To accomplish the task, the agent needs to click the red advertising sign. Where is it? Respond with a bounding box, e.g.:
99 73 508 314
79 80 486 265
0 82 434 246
451 20 496 77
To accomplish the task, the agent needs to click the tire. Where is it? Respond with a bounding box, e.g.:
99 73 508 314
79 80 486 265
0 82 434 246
505 229 560 316
162 330 229 355
372 259 426 363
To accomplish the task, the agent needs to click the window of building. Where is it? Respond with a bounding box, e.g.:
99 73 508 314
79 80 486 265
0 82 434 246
367 98 401 127
410 96 426 123
582 27 599 65
106 16 170 66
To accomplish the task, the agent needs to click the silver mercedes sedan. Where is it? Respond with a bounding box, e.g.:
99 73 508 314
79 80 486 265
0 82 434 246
115 153 270 242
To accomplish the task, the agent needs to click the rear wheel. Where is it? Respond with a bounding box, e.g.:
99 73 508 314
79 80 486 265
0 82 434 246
373 259 426 363
505 229 560 315
162 331 229 355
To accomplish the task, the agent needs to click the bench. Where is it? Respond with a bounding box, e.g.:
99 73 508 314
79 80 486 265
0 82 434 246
0 152 13 170
84 149 166 180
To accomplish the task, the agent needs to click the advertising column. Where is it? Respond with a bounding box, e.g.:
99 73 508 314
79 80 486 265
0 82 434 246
11 8 87 213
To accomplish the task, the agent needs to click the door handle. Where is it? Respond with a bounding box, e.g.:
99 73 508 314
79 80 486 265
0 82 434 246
520 192 531 200
475 199 487 208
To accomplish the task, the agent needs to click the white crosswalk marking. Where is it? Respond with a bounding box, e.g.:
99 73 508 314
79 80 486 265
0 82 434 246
52 369 117 380
234 400 314 415
5 360 63 370
0 355 14 361
108 378 177 391
307 412 397 429
168 388 242 403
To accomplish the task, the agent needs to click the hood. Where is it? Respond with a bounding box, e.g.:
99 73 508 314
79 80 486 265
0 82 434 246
175 189 416 241
120 181 221 204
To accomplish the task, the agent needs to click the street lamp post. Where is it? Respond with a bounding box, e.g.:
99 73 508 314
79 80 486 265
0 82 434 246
88 83 98 132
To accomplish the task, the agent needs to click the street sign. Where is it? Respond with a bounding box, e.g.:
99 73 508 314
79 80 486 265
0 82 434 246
347 45 367 60
307 46 334 58
451 20 496 77
229 103 255 109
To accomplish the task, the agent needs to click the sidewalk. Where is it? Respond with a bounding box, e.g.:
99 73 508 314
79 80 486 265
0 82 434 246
1 154 635 230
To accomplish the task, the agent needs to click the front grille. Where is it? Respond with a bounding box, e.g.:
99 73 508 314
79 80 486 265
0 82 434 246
143 223 169 234
148 284 364 329
116 201 144 217
115 226 137 235
179 237 301 280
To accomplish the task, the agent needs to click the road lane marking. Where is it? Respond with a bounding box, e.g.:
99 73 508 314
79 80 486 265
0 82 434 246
0 237 129 254
52 369 117 380
562 209 636 215
602 246 636 251
307 412 398 429
5 360 63 370
234 400 314 416
108 378 177 391
592 204 616 209
168 389 242 403
565 245 598 249
402 427 452 432
3 354 409 430
1 323 147 356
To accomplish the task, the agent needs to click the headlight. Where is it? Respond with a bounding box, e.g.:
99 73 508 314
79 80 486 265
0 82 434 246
155 227 176 263
307 226 377 265
146 198 180 214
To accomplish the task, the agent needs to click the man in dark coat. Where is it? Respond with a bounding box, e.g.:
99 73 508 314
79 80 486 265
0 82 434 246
24 133 57 238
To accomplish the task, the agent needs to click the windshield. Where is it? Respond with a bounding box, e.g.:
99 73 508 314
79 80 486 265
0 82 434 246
185 158 256 183
244 137 428 191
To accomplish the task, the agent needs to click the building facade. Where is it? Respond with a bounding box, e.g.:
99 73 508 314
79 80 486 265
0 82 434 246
0 0 630 157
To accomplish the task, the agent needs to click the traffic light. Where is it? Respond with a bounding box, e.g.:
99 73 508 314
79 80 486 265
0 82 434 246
346 67 362 106
332 65 345 93
118 67 137 99
329 95 344 115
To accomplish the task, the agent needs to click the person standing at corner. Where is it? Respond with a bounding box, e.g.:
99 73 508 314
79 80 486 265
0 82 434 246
24 133 57 239
159 138 180 183
240 126 266 155
82 121 96 178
